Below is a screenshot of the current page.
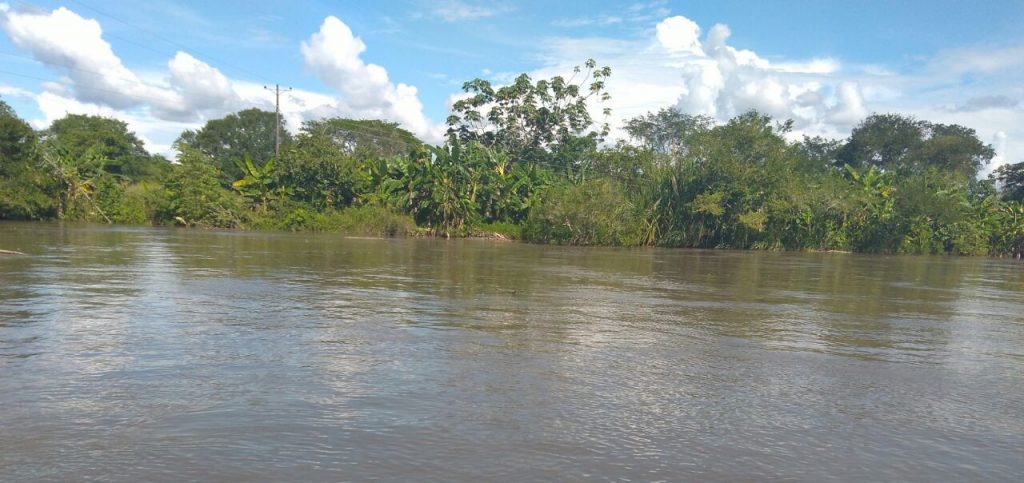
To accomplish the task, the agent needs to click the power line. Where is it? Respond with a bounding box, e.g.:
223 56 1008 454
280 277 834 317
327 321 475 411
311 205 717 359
0 68 182 109
0 51 176 92
64 0 274 84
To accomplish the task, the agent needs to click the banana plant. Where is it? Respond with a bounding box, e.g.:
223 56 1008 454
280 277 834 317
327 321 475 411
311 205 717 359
232 156 277 207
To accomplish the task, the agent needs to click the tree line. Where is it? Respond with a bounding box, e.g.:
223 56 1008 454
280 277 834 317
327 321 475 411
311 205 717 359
1 59 1023 256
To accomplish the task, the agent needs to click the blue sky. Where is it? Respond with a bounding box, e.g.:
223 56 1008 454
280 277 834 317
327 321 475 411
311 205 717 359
1 0 1022 170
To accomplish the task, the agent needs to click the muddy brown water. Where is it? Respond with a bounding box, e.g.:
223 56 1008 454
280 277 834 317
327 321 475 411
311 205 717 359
1 222 1022 481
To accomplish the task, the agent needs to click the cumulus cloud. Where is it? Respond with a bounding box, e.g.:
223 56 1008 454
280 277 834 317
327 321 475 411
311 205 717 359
531 15 874 143
827 81 869 126
0 5 250 123
0 5 442 152
656 16 703 55
526 14 1020 166
158 52 244 120
300 16 442 141
1 6 178 110
659 17 870 131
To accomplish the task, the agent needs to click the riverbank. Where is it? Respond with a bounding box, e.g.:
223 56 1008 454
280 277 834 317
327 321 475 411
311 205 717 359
6 218 1024 260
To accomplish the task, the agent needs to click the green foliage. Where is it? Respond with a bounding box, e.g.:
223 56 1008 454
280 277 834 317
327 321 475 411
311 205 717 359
447 59 611 174
1 76 1019 258
43 114 167 181
114 182 171 224
165 147 247 228
249 203 416 236
0 100 54 219
993 161 1024 202
624 108 713 156
175 108 286 183
232 156 281 207
838 114 994 178
301 118 423 160
523 179 645 246
277 127 362 209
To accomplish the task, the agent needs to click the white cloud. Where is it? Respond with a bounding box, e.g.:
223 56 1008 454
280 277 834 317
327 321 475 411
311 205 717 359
930 44 1024 75
431 1 510 22
519 14 1020 168
1 6 178 110
827 81 869 126
552 15 623 28
300 16 443 142
0 84 33 98
1 6 443 152
529 15 874 144
656 16 702 55
989 131 1008 175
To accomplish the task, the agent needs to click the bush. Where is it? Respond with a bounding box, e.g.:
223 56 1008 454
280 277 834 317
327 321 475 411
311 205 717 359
114 181 171 224
250 204 416 237
523 179 645 245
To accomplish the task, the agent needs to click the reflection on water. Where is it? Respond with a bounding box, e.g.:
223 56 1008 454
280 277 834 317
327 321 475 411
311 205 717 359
1 222 1022 481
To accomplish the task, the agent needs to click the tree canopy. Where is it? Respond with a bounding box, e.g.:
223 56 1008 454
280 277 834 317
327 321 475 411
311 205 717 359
175 108 287 183
837 114 994 178
43 114 163 180
994 161 1024 202
1 64 1020 257
446 58 612 172
301 118 423 160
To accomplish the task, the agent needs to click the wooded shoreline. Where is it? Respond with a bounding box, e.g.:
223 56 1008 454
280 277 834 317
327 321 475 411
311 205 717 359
2 60 1023 256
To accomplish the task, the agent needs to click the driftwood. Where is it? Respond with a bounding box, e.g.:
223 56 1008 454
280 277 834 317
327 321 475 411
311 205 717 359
0 249 26 256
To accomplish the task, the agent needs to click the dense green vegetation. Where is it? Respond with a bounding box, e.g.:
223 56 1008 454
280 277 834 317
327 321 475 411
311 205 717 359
2 60 1023 256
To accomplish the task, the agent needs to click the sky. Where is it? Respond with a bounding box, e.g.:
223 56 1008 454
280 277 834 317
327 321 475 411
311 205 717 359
1 0 1022 174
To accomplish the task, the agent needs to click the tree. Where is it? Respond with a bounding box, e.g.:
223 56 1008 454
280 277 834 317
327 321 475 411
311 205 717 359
994 161 1024 202
446 59 612 172
624 108 713 156
838 114 993 177
165 146 246 228
0 100 54 219
175 108 288 183
277 129 361 210
0 99 37 168
301 118 423 160
43 114 165 180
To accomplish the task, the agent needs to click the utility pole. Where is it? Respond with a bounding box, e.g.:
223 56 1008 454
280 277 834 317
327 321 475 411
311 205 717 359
264 84 291 158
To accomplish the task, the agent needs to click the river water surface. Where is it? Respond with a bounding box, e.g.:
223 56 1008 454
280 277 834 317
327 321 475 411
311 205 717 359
1 223 1022 481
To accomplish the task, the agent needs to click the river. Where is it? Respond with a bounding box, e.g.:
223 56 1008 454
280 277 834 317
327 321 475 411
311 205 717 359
1 222 1022 481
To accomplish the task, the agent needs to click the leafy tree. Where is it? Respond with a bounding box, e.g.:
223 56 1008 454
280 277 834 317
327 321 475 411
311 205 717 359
1 99 55 219
301 118 423 160
624 108 713 157
165 146 246 227
446 59 612 172
0 99 36 168
176 108 287 183
43 114 166 180
277 129 361 210
838 114 993 177
796 135 843 173
993 161 1024 202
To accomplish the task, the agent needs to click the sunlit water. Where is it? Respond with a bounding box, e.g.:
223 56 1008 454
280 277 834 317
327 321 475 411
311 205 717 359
1 222 1022 481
